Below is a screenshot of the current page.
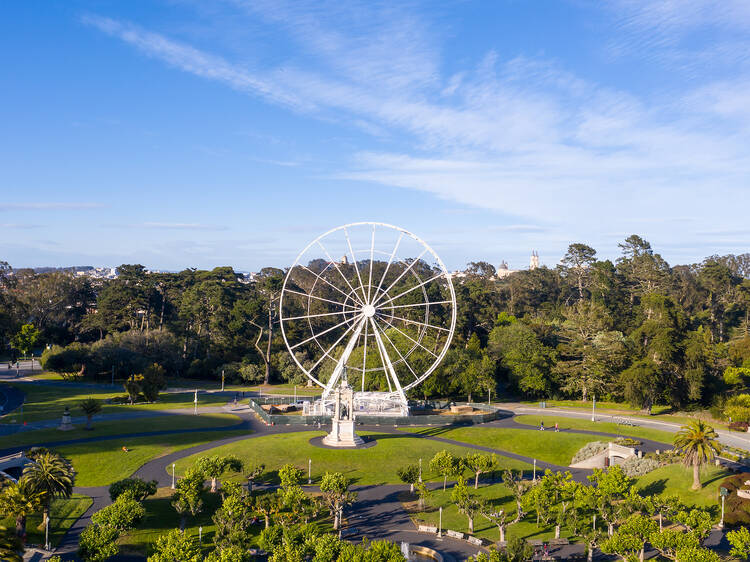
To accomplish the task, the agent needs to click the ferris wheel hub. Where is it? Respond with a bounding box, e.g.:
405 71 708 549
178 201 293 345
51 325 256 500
362 304 376 318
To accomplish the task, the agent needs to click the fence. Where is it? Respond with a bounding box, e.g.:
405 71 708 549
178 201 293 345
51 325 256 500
247 398 502 427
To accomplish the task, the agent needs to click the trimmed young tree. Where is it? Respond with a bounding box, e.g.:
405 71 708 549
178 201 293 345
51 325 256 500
452 476 481 534
430 450 457 491
501 469 528 523
465 453 498 489
673 420 722 490
171 468 205 530
245 463 265 493
397 464 420 493
195 455 243 493
79 397 102 430
415 480 430 512
91 493 145 532
479 501 509 542
728 526 750 561
108 477 158 502
320 472 356 531
148 529 202 562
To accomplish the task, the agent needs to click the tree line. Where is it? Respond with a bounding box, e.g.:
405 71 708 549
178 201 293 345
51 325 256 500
2 234 750 412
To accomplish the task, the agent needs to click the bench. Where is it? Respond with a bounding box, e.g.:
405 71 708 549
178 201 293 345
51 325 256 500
467 536 483 546
340 527 359 538
446 530 464 539
418 525 438 534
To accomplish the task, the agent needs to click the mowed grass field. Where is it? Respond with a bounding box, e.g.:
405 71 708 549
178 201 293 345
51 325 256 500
173 431 532 485
513 415 675 444
0 381 230 423
57 429 250 486
400 426 595 466
0 413 242 450
634 464 730 509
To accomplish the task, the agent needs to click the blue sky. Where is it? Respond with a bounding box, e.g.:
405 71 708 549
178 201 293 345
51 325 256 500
1 1 749 272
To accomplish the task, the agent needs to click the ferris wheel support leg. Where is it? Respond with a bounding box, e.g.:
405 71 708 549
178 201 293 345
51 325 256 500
322 319 366 400
369 318 408 409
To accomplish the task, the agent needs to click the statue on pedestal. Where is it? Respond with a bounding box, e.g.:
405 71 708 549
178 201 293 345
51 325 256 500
58 406 74 431
322 372 364 447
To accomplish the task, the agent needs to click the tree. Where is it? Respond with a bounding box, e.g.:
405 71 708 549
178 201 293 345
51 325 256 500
22 452 74 529
148 529 202 562
79 397 102 430
0 479 42 537
11 323 40 357
247 268 284 384
319 472 356 531
465 453 497 489
587 466 634 535
91 492 145 532
600 513 657 562
171 468 205 530
254 493 281 529
728 526 750 561
195 455 243 493
213 488 254 550
397 464 420 493
414 480 430 511
451 476 481 533
560 243 597 301
140 363 167 402
78 524 120 562
479 501 509 542
673 420 722 490
245 463 265 493
488 321 555 397
501 469 528 523
430 450 458 491
108 477 158 502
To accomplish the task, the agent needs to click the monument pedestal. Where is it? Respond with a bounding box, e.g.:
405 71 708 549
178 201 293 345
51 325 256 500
58 407 74 431
322 380 364 447
323 418 364 447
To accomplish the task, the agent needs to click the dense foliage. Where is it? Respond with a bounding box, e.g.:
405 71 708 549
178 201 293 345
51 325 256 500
2 238 749 410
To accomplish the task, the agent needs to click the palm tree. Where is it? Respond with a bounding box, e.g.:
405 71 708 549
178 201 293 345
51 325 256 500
22 452 75 529
0 525 22 562
673 420 722 490
0 479 43 537
79 398 102 430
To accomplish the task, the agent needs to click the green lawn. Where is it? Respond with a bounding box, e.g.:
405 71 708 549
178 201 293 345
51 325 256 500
411 482 566 543
57 429 250 486
513 415 675 444
0 413 242 450
173 431 531 486
401 427 595 466
634 464 730 509
0 382 230 423
0 493 91 548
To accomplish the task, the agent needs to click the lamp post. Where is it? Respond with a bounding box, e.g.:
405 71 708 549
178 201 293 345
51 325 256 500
199 526 203 545
221 370 225 391
308 458 312 485
172 463 176 489
45 514 49 550
419 458 422 482
194 389 198 416
111 365 115 387
438 506 443 538
533 459 537 481
295 385 297 402
591 395 596 422
720 487 729 528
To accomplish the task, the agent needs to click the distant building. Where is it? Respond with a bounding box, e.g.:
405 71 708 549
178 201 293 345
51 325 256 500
495 252 541 279
530 251 539 270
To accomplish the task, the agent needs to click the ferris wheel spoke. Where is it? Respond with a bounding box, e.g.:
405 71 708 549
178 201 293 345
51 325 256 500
372 317 420 382
283 289 358 310
376 315 439 359
316 240 365 307
379 300 453 310
372 232 403 303
306 316 366 374
369 318 394 393
386 314 452 333
367 224 376 303
290 314 362 350
299 264 359 305
344 227 368 304
375 271 445 308
371 249 428 307
361 319 369 392
282 309 361 322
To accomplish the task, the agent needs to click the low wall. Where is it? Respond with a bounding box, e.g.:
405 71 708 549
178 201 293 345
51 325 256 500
248 399 501 427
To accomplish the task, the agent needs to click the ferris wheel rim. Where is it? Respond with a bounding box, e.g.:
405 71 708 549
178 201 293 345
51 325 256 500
278 222 457 393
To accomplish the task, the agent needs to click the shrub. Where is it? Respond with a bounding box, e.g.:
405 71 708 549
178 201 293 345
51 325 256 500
725 395 750 423
571 442 608 464
729 421 749 432
620 456 659 477
614 437 642 447
109 478 158 502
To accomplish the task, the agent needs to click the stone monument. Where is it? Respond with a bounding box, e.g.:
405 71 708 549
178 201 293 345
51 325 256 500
322 379 364 447
58 406 74 431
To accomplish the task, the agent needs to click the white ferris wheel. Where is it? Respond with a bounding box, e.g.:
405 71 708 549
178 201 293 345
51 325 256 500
279 222 456 414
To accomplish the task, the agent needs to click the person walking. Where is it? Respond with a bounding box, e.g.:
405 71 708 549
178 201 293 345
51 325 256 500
540 420 545 431
554 422 559 432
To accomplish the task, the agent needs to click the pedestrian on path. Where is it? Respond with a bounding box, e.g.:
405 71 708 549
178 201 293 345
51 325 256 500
554 422 559 432
539 420 545 431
